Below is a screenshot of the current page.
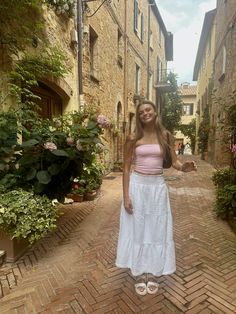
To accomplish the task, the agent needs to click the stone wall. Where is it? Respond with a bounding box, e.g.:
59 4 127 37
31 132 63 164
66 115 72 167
211 0 236 166
83 0 169 167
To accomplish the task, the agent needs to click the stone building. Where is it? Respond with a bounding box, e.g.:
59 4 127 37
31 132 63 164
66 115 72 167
0 2 79 118
194 1 236 166
210 0 236 166
0 1 173 169
82 0 173 166
175 83 197 152
193 9 216 156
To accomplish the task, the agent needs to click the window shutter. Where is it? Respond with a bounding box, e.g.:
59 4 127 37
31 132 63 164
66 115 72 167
141 13 144 42
190 104 194 115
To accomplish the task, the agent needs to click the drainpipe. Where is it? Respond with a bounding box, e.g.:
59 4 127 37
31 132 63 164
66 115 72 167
77 0 85 109
147 3 151 100
123 0 128 136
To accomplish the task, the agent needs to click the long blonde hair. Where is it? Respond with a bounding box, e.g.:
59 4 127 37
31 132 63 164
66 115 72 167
135 100 171 155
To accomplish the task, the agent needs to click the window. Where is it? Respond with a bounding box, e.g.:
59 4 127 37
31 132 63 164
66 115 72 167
117 28 123 67
148 72 153 101
150 30 153 50
159 25 162 46
208 33 211 56
156 57 162 82
134 0 144 42
135 64 141 94
89 26 98 80
222 45 226 74
134 0 138 32
182 103 194 116
219 45 226 82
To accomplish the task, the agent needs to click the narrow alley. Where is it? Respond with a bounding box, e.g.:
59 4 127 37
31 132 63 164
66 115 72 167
0 156 236 314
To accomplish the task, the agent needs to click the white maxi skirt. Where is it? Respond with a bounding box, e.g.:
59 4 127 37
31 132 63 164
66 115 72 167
116 172 176 276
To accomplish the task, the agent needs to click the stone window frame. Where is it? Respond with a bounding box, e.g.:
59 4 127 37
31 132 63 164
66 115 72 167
89 26 99 83
134 0 144 43
182 103 194 116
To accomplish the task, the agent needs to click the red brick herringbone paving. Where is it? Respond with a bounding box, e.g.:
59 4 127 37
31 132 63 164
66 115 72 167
1 156 236 313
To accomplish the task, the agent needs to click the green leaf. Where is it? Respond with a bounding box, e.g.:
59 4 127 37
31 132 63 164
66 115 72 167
26 168 37 181
87 121 97 130
34 182 46 194
36 170 51 184
18 155 38 166
48 164 61 175
0 163 5 171
22 139 39 147
51 149 69 157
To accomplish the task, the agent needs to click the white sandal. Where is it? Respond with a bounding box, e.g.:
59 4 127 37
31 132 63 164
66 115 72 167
134 274 147 296
147 274 159 294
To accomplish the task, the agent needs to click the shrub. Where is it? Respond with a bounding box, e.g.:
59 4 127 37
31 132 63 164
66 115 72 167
212 167 236 219
0 187 58 243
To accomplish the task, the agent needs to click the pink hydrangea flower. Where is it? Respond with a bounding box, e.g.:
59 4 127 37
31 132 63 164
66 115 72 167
96 143 105 152
231 144 236 154
44 142 57 151
66 137 74 145
97 114 111 129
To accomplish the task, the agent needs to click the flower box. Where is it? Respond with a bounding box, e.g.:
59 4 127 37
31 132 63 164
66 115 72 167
0 230 29 263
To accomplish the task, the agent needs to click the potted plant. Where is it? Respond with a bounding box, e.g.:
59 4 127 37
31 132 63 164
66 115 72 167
0 187 58 262
67 180 85 202
84 180 99 201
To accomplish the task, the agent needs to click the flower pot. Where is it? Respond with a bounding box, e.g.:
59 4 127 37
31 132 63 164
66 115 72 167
67 193 84 202
84 190 97 201
0 230 29 263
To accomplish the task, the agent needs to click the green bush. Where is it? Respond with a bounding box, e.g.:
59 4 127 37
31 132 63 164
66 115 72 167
212 167 236 219
0 110 106 200
0 187 58 243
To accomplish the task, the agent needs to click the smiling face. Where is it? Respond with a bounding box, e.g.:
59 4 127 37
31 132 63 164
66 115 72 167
138 103 157 125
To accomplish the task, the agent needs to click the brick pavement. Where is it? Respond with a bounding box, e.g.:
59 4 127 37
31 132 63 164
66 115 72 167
0 156 236 313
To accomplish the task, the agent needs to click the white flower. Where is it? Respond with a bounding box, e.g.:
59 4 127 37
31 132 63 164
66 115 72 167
0 205 5 214
73 178 79 182
76 139 83 151
52 199 59 206
53 119 62 128
49 126 56 132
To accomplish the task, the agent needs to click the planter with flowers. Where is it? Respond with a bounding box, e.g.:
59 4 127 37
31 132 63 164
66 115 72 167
0 187 58 262
67 179 85 202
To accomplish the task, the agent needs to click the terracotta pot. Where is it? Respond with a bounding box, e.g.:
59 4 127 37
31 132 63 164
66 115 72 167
84 190 97 201
0 230 29 263
67 193 84 202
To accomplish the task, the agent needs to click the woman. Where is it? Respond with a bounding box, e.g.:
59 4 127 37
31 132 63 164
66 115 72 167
115 100 197 296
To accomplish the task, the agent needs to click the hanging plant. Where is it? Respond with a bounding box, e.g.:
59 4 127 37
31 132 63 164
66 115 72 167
45 0 75 18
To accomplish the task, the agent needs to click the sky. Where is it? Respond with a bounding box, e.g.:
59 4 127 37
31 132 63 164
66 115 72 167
155 0 216 85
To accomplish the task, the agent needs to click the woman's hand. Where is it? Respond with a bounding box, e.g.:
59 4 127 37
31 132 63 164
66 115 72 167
182 161 197 172
124 197 133 214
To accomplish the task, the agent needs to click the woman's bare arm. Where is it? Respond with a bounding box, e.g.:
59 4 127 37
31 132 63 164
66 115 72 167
122 136 135 214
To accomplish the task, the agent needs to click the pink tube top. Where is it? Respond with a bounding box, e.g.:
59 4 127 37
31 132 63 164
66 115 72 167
134 144 163 175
